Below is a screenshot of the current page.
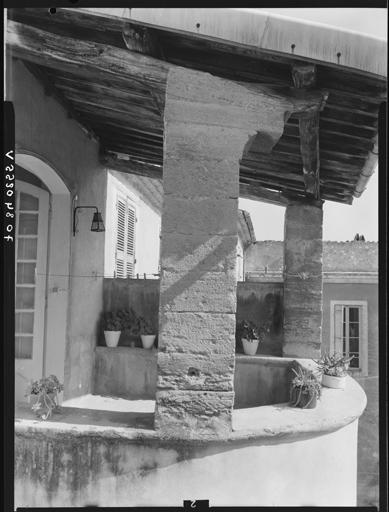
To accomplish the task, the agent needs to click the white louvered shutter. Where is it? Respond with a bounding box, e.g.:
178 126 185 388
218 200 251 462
115 195 136 278
126 206 135 278
334 304 343 354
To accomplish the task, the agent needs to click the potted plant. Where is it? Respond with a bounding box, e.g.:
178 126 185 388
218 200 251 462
24 374 63 420
138 316 156 349
314 351 354 389
102 309 125 347
120 308 139 332
240 319 268 356
289 366 322 409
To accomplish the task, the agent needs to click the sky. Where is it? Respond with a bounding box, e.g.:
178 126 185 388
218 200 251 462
238 8 387 242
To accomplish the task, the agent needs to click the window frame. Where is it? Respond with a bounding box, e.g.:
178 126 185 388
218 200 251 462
330 300 368 376
105 174 138 279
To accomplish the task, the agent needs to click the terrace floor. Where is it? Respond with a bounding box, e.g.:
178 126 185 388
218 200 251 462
16 394 156 430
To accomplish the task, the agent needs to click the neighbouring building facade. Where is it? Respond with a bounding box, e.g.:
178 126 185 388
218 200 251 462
244 240 379 507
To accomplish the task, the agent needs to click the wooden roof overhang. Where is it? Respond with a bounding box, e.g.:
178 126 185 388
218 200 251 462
6 8 387 207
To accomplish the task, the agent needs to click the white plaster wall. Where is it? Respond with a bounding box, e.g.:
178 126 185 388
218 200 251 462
15 420 358 508
8 58 106 400
104 171 161 278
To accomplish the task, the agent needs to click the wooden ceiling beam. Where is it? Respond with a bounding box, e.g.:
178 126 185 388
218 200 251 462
122 22 163 59
101 152 163 179
80 114 163 142
50 76 157 108
239 183 291 207
7 20 170 91
64 91 162 121
291 62 321 199
7 21 328 119
106 145 163 163
99 136 162 155
43 66 154 98
273 133 370 159
72 102 162 132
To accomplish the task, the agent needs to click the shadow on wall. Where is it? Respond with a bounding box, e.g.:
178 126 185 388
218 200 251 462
236 283 284 356
102 280 284 355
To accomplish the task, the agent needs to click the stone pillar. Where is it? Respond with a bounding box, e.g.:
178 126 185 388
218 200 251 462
156 67 294 439
283 203 323 358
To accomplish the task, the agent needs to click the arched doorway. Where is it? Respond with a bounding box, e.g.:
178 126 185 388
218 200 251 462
15 152 71 403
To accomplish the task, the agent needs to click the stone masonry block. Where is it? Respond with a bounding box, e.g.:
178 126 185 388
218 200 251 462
162 233 237 273
155 389 234 439
285 203 323 226
284 242 323 274
284 204 323 240
284 280 323 296
283 311 323 330
166 67 292 136
283 341 321 359
160 270 237 313
157 352 235 391
158 312 236 355
164 122 255 163
163 154 239 198
166 98 289 135
161 197 239 236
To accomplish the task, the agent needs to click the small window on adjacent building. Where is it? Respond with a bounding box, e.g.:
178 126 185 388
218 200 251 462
331 301 368 376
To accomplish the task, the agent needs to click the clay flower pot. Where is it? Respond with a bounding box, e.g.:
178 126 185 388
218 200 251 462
242 338 259 356
322 373 346 389
290 386 318 409
141 334 156 349
104 330 121 348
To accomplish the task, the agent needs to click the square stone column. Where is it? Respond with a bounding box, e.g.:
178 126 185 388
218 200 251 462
283 203 323 358
156 67 295 439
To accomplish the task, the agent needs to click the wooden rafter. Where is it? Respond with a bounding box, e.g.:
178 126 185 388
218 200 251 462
101 152 163 180
7 12 381 207
6 20 170 92
8 21 327 120
239 183 290 207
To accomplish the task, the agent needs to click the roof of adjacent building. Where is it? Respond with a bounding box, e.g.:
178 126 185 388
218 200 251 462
244 240 378 282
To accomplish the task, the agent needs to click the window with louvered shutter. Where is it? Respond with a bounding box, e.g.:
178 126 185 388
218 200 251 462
115 195 136 278
330 301 368 376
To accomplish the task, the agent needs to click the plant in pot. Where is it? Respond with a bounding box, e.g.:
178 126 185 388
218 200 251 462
138 316 156 349
24 374 64 420
102 309 125 347
120 308 140 347
314 351 354 389
240 319 268 356
289 366 322 409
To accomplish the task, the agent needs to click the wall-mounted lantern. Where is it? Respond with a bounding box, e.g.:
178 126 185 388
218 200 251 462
73 206 105 236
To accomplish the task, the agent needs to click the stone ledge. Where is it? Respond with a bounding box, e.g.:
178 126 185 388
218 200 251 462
15 358 366 446
95 346 157 357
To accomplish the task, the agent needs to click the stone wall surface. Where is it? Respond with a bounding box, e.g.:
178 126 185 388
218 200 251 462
156 66 295 438
283 204 323 358
102 279 283 357
93 348 293 409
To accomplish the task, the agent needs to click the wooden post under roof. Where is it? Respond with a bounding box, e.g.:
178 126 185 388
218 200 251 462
291 62 324 199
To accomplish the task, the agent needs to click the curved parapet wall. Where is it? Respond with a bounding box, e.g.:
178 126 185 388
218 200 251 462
15 361 366 508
